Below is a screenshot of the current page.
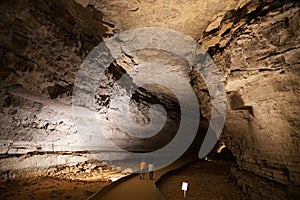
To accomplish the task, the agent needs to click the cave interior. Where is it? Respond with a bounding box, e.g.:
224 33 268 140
0 0 299 199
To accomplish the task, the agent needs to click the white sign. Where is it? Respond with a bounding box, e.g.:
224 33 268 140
181 182 188 191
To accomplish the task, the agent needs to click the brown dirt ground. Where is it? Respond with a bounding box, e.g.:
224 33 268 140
0 177 109 200
0 160 248 200
158 160 248 200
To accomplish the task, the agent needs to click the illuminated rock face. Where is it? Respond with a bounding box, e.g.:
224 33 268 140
0 0 108 171
79 0 241 38
0 0 299 199
202 1 300 198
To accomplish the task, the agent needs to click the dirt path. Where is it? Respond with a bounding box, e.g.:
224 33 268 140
0 158 247 200
89 155 196 200
89 159 248 200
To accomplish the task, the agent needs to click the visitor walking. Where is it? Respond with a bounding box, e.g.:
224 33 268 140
140 160 146 179
148 162 155 180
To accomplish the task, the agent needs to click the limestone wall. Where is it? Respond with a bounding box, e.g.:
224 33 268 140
202 0 300 198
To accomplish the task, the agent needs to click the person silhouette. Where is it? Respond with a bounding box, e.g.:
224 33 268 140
148 162 155 180
140 160 146 179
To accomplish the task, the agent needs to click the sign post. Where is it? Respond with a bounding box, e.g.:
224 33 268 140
181 182 188 198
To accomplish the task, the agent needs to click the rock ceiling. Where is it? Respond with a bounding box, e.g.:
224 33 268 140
75 0 245 39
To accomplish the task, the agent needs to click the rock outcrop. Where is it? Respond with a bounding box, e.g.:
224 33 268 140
0 0 108 175
201 0 300 198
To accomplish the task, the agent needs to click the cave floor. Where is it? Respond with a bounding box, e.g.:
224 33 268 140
90 157 248 200
158 160 248 200
0 177 109 200
0 160 247 200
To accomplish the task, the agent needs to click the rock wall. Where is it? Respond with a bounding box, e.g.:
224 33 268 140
0 0 197 175
201 0 300 199
0 0 108 174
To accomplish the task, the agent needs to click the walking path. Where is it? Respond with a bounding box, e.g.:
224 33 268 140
88 154 197 200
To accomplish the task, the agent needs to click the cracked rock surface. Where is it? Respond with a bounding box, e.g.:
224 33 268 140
0 0 299 199
201 0 300 198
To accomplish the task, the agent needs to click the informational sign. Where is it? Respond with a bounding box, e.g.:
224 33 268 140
182 182 188 191
182 182 188 198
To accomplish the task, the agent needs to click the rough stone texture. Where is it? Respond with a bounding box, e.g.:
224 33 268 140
0 0 108 174
0 0 107 96
78 0 241 39
0 0 299 199
201 0 300 199
0 0 210 174
45 159 128 182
